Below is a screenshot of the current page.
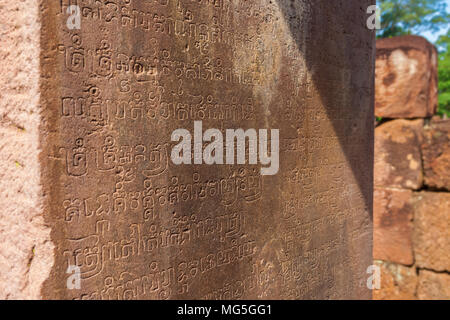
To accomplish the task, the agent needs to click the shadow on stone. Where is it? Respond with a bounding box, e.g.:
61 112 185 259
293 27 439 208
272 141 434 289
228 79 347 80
275 0 375 217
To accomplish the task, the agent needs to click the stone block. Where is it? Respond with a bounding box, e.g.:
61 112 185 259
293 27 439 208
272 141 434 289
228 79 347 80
418 270 450 300
375 35 438 118
422 119 450 191
413 192 450 273
375 119 423 190
373 188 414 265
373 261 417 300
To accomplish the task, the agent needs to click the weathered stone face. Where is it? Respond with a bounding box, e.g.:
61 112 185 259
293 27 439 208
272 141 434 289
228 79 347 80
422 119 450 191
0 1 374 299
417 270 450 300
413 192 450 273
375 36 438 118
374 119 423 190
373 188 414 266
373 261 417 300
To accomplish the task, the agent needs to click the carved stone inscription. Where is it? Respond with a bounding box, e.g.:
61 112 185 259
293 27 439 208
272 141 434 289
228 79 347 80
40 0 374 299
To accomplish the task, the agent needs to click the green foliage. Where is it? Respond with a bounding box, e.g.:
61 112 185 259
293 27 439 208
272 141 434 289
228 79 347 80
437 30 450 117
377 0 450 38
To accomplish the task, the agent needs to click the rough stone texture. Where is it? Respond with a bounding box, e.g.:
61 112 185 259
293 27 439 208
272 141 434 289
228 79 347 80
417 270 450 300
0 1 54 299
375 119 424 190
375 35 438 118
1 1 374 299
422 118 450 191
373 261 417 300
413 192 450 273
373 188 414 265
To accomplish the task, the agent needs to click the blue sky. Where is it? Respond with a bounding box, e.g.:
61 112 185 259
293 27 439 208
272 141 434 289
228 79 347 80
419 0 450 43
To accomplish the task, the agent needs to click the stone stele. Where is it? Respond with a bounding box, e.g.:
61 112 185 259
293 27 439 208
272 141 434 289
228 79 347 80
0 1 374 299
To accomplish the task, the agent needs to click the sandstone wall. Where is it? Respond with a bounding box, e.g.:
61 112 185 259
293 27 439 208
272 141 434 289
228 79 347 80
374 36 450 300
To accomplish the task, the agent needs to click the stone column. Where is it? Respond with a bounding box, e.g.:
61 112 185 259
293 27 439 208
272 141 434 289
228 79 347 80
1 0 374 299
